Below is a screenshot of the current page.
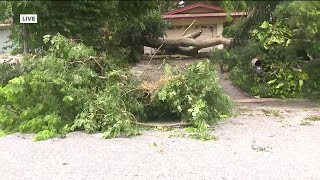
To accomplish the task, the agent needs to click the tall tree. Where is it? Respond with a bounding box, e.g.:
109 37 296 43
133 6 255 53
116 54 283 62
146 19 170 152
0 0 166 56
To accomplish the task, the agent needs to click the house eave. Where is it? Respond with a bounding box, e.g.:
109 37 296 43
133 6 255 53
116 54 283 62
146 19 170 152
162 12 247 19
164 3 225 15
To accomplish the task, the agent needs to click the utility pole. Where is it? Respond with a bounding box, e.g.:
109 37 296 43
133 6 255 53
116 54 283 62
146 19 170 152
20 14 37 54
23 23 27 54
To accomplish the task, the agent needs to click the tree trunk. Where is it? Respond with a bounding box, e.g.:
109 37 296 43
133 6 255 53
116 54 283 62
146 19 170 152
144 30 232 57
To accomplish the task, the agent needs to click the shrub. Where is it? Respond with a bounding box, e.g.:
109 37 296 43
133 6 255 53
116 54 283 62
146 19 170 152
302 61 320 99
213 47 309 98
210 21 310 99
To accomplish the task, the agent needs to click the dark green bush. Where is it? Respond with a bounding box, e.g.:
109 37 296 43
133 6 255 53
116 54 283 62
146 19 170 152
211 47 309 98
116 10 169 62
210 21 311 99
302 61 320 99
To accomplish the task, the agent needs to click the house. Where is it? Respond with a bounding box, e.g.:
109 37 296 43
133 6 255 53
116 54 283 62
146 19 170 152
144 3 246 54
0 19 12 54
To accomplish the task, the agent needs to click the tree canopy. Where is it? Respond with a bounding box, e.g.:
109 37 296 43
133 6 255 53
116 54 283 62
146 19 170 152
0 0 167 58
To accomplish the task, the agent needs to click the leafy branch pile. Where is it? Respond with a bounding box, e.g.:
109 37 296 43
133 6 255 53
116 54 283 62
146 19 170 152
0 34 144 140
142 60 234 140
0 34 233 141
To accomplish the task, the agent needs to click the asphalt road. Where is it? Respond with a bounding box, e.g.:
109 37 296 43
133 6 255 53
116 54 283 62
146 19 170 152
1 110 320 180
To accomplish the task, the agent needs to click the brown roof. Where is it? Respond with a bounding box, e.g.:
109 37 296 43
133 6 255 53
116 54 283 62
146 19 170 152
164 3 224 15
162 3 246 19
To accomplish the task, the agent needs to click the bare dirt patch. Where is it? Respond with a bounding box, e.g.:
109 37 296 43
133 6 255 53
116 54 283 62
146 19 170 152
130 58 202 82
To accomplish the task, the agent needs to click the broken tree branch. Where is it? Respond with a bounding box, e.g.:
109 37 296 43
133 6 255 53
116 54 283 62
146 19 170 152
183 30 203 39
90 56 104 72
140 43 164 77
133 121 191 128
181 20 196 37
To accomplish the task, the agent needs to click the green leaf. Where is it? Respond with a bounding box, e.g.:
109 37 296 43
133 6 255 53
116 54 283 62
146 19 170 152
43 35 51 43
299 80 303 87
63 96 73 102
260 21 270 29
275 83 284 89
267 79 277 84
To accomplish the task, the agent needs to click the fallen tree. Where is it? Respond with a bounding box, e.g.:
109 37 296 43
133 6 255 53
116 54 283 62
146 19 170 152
144 30 232 57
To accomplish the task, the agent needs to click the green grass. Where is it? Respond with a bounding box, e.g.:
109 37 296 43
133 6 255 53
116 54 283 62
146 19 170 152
300 115 320 126
300 121 313 126
262 109 281 117
0 131 7 137
304 115 320 121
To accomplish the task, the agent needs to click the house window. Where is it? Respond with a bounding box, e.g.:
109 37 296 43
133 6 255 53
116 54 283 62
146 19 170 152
201 25 207 29
208 24 217 29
